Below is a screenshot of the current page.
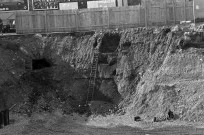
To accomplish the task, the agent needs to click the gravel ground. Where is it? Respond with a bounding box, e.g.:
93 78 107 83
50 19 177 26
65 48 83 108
0 112 204 135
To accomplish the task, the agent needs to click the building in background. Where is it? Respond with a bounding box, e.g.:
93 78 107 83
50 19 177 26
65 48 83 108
117 0 141 7
0 0 28 11
32 0 83 10
59 2 78 10
87 0 116 8
32 0 61 10
30 0 142 10
0 12 15 24
127 0 141 6
0 12 15 32
142 0 203 20
0 0 28 32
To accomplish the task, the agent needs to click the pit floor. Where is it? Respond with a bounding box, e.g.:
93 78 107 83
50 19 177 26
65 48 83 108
0 113 204 135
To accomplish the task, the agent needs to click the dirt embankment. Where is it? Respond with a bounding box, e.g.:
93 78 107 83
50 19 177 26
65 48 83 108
0 24 204 122
117 25 204 122
0 32 121 115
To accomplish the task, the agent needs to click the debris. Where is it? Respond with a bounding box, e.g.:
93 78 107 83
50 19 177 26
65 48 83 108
134 116 141 122
167 110 175 120
180 20 192 24
171 25 182 32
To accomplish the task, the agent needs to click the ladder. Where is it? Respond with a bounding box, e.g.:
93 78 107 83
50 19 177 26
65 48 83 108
167 32 173 45
86 49 99 104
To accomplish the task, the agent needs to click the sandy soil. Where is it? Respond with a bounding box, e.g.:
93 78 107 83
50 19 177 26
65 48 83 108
1 112 204 135
0 23 204 135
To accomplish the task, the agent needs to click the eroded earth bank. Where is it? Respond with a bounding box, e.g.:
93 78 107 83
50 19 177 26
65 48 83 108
1 24 204 134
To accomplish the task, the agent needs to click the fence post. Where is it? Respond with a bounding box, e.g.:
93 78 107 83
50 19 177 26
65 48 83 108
192 0 196 24
144 0 148 27
165 1 167 25
173 0 176 24
184 0 187 21
15 12 18 34
75 10 79 32
107 8 110 29
44 11 47 33
139 5 141 26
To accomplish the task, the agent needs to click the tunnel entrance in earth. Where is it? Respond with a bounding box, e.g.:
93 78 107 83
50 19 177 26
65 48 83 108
100 33 120 53
32 58 52 70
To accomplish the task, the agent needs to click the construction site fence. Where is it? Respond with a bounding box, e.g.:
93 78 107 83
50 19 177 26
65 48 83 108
15 1 193 34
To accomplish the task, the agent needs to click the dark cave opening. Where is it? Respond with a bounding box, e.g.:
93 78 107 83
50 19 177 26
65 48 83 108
32 58 52 70
100 33 120 53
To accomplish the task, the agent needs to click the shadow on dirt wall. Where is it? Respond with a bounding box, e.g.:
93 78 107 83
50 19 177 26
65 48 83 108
0 32 122 116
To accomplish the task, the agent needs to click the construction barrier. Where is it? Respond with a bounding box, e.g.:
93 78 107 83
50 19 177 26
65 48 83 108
15 1 194 34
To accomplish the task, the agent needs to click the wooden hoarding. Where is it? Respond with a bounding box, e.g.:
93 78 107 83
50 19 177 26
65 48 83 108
16 1 194 34
59 2 78 10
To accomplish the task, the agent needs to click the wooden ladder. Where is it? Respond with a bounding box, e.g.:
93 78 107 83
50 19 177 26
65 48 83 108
167 32 173 45
86 49 99 104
